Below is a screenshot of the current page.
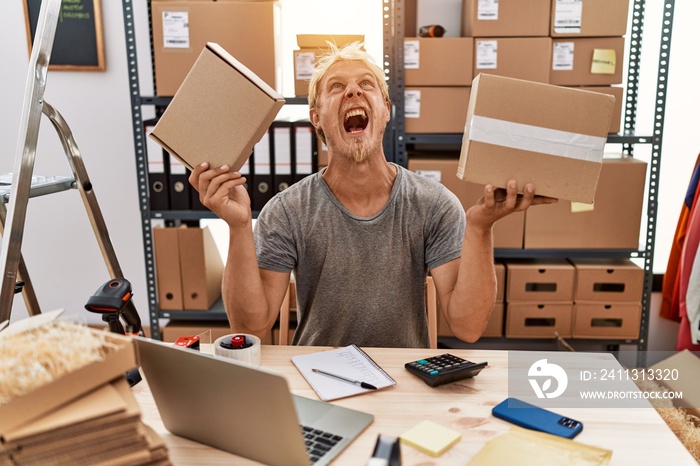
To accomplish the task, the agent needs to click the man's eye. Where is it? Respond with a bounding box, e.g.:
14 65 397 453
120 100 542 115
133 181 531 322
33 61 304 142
361 80 372 87
331 83 343 90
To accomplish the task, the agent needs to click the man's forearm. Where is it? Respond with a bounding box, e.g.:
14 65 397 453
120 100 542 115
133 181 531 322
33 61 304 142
222 222 270 335
447 223 497 342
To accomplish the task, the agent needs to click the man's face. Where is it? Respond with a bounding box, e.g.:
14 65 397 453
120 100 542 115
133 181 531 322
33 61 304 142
310 60 390 163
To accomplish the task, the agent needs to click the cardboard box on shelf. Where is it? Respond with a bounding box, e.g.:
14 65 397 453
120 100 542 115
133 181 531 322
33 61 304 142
404 38 473 86
151 1 280 96
178 226 225 311
405 87 471 133
149 43 285 173
472 37 552 84
457 74 614 203
506 302 573 338
550 0 630 37
571 258 644 303
572 303 641 339
408 157 524 248
0 328 136 436
575 86 624 133
462 0 551 37
154 225 184 310
293 34 364 96
550 37 626 86
524 156 647 249
505 259 575 303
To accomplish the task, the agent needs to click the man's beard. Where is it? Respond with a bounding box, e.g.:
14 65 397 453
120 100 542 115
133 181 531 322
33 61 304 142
326 130 382 164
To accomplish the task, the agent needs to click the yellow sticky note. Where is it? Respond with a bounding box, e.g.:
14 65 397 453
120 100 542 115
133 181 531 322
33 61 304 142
400 420 461 456
591 49 616 75
570 201 595 213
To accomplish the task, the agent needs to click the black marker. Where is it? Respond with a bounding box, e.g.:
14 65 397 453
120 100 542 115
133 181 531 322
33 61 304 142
312 368 378 390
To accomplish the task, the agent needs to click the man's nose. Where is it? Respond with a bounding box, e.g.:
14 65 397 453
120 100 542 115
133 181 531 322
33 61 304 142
345 83 363 99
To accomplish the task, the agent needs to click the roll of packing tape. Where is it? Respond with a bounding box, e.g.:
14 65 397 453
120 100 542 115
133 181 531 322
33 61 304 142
214 334 261 366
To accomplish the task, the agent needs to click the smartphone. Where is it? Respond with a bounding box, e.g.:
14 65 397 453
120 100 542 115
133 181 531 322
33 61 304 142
492 398 583 439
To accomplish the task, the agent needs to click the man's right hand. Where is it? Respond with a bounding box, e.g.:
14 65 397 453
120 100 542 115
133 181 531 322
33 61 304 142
189 162 251 227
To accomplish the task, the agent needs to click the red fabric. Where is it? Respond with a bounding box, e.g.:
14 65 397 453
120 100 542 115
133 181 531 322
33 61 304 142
660 154 700 321
677 184 700 351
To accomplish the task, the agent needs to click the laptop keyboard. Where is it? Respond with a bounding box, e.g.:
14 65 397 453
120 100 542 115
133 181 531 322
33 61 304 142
301 425 343 464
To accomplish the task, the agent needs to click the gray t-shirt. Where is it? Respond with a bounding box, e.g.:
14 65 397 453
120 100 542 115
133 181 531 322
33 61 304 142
254 163 466 348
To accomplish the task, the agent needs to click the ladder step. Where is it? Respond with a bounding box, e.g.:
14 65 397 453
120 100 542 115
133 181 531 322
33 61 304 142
0 174 76 203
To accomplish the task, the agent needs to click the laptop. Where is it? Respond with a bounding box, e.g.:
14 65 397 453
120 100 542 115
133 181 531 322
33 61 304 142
134 337 373 466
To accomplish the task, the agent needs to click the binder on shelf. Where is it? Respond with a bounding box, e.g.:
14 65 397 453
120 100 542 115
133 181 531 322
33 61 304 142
293 120 316 182
144 118 171 211
153 226 184 310
252 128 273 211
271 120 294 194
168 154 191 210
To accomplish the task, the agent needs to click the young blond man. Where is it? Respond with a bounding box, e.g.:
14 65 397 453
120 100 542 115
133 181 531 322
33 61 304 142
189 43 556 347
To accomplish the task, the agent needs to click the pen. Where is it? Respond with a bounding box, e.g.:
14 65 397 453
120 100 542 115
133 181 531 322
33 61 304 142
311 368 378 390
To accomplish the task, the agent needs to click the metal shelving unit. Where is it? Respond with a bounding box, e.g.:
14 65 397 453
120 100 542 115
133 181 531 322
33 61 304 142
391 0 675 367
122 0 675 357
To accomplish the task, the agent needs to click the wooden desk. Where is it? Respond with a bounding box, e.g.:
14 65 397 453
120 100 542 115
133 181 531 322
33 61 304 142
132 346 696 465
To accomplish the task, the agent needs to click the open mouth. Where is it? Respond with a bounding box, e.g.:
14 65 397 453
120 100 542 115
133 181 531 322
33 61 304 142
343 108 369 134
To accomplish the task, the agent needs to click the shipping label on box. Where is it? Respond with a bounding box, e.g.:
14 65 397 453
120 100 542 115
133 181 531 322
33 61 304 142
457 73 614 203
551 0 630 37
150 43 285 173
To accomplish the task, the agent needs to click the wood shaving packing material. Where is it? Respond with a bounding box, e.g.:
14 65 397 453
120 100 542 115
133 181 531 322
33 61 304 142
0 322 118 406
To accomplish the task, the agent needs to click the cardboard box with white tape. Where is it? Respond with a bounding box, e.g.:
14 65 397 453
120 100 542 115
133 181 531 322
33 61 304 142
457 73 614 203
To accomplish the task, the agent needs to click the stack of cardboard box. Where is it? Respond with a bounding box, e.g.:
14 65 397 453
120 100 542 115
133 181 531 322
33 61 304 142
403 36 473 133
549 0 629 134
569 258 644 339
0 326 169 465
504 259 576 338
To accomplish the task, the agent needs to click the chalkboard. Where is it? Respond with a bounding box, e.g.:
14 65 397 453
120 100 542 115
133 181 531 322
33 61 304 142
24 0 105 71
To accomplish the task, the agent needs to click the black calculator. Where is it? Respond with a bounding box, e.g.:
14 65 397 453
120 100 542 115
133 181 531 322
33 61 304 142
405 354 487 387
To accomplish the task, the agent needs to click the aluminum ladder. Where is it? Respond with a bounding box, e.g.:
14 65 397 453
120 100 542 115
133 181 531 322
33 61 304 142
0 0 138 324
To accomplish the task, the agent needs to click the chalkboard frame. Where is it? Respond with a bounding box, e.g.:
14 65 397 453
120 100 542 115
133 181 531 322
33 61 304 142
23 0 106 71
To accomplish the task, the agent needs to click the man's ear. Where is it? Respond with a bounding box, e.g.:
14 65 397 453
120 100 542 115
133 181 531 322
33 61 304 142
309 108 320 127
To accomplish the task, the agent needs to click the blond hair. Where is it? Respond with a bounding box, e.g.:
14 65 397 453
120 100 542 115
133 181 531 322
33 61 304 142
307 42 390 110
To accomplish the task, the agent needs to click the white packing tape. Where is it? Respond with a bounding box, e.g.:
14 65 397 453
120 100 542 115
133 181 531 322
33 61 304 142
214 334 261 366
468 115 606 163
